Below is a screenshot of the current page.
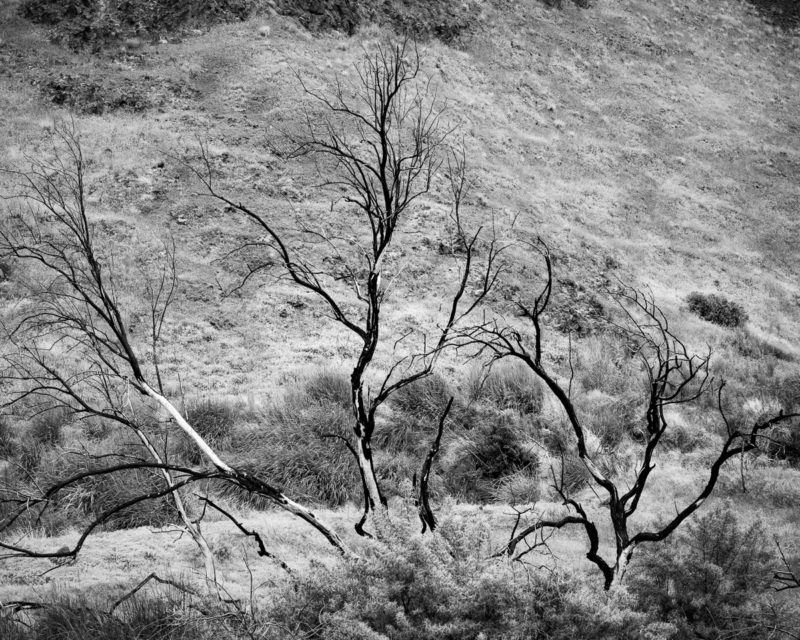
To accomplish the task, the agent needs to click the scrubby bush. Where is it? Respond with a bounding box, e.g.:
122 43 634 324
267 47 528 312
775 372 800 412
687 292 748 328
630 503 785 638
381 374 453 453
32 448 179 534
268 514 673 640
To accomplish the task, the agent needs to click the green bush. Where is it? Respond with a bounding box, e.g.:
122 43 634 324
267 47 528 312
687 292 748 328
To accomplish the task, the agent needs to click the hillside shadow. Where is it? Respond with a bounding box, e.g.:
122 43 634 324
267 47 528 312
746 0 800 30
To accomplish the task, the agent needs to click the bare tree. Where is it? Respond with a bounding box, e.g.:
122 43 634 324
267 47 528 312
463 241 800 590
0 122 349 566
195 39 505 535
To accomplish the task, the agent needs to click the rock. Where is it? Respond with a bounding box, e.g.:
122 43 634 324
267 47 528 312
258 25 271 37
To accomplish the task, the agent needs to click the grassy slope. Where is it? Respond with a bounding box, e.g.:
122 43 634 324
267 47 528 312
0 0 799 601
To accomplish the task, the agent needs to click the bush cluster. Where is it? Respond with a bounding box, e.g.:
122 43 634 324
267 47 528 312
268 515 671 640
629 504 792 638
687 292 748 328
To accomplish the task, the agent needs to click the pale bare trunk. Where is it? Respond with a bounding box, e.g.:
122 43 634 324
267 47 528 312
132 427 220 593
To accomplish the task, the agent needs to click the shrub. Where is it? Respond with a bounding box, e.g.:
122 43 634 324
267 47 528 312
775 372 800 412
381 0 482 44
630 503 780 638
42 74 152 115
268 514 671 640
686 292 748 328
727 329 795 362
575 389 641 448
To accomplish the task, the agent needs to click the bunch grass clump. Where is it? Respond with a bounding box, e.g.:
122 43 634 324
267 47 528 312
469 360 544 415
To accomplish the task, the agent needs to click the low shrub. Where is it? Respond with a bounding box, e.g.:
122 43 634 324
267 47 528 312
727 329 795 362
687 292 748 328
630 503 784 638
381 0 482 44
268 514 672 640
303 369 352 409
775 372 800 413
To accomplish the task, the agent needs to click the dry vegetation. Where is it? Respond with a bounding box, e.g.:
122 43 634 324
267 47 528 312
1 0 799 638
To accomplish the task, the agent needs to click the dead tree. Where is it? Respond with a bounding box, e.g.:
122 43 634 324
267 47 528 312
464 241 799 590
0 122 349 564
195 40 504 535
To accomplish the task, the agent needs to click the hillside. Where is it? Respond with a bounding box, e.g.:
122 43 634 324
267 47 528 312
1 0 798 395
1 0 799 637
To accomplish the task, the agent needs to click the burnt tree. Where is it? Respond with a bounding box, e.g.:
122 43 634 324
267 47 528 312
464 241 799 589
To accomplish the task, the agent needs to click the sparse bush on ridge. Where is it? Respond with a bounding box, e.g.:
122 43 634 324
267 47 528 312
687 291 748 328
20 0 483 49
20 0 259 49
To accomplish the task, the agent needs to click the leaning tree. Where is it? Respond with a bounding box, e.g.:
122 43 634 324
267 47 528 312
0 121 350 568
462 241 800 590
